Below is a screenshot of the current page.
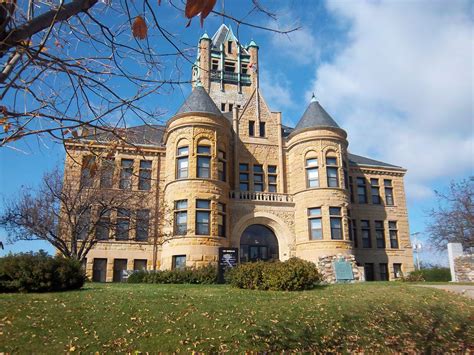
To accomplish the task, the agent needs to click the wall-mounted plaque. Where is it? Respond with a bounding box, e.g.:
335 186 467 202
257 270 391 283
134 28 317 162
333 258 354 282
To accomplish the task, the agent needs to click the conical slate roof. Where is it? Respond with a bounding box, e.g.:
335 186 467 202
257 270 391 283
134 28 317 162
294 98 340 131
176 86 222 116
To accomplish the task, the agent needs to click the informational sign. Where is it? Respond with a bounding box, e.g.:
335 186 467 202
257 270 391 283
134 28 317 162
333 258 354 282
218 247 239 283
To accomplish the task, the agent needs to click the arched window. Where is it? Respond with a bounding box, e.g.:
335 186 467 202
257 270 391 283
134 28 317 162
305 154 319 188
326 154 339 188
176 140 189 179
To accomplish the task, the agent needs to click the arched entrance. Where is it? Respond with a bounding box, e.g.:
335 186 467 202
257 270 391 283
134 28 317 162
240 224 279 263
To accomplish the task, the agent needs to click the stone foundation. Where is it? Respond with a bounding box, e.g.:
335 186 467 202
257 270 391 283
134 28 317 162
317 254 362 284
454 255 474 282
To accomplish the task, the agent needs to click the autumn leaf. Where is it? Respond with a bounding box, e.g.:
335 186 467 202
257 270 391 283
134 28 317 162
185 0 217 27
4 123 11 133
132 16 148 40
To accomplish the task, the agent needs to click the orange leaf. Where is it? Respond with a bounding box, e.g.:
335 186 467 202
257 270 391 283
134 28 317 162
132 16 148 40
4 123 11 133
185 0 216 27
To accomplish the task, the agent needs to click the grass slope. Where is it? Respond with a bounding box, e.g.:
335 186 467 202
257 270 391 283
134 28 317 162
0 282 472 352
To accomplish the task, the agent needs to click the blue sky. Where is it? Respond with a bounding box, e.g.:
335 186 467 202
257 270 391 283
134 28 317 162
0 0 472 265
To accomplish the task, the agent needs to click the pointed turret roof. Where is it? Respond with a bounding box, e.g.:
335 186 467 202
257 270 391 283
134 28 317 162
294 95 340 131
176 85 222 117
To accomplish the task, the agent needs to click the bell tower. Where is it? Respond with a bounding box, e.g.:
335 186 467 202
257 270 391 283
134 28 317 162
192 24 259 112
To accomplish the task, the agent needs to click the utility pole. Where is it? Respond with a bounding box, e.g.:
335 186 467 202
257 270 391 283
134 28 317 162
411 232 422 270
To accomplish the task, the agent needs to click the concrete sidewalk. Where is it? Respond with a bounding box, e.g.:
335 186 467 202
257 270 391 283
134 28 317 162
415 284 474 299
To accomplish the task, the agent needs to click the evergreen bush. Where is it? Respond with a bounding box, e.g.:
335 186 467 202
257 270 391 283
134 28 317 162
127 264 218 284
0 251 86 292
226 258 321 291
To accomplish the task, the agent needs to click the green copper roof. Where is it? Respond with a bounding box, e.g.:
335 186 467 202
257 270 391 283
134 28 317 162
200 32 210 40
248 39 258 48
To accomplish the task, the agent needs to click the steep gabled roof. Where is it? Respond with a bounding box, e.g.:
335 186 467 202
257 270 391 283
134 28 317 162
79 125 166 146
348 153 402 169
294 97 340 131
176 85 223 117
210 24 249 54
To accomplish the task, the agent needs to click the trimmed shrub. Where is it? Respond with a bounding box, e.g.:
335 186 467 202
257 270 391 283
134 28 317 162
226 257 321 291
127 264 218 284
0 251 86 293
420 267 451 282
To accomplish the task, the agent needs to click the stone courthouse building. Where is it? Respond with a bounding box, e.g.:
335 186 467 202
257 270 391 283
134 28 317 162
64 25 414 282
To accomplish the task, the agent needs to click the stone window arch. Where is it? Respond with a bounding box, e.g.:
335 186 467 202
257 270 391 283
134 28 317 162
196 138 212 179
325 150 339 188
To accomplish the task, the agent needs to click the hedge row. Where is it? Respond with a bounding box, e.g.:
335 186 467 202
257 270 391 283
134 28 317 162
127 264 218 284
226 257 321 291
0 251 86 293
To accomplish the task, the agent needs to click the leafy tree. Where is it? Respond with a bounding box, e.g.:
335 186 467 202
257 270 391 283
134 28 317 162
426 177 474 252
0 0 296 147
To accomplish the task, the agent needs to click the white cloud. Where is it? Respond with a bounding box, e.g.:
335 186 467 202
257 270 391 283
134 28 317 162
310 0 473 200
260 68 295 110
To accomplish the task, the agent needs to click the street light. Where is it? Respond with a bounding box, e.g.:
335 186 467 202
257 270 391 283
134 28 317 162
411 232 422 270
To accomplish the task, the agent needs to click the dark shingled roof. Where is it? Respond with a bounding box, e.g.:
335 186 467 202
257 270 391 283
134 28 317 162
294 100 340 131
80 125 165 146
348 153 402 169
176 86 223 117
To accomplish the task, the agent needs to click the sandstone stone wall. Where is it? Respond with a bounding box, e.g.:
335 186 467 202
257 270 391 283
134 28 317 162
317 254 362 284
454 255 474 282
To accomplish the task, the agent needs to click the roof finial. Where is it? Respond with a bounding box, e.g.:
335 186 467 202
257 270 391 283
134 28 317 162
311 92 317 103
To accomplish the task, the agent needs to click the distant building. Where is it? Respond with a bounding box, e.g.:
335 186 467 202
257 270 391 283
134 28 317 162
64 25 414 282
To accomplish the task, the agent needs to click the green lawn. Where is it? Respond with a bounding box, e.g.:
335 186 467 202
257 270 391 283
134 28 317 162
0 282 472 352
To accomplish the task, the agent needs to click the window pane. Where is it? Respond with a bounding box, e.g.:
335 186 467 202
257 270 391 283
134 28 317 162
309 208 321 216
254 174 263 182
196 211 210 235
178 146 188 156
268 165 277 173
268 185 277 192
239 163 249 171
308 169 319 179
330 217 342 240
384 179 392 187
177 157 188 179
196 199 210 209
175 200 187 209
326 157 337 165
310 218 322 240
197 145 211 154
240 183 249 191
268 175 277 183
253 165 263 173
197 157 210 178
389 221 397 229
173 255 186 270
254 183 263 192
218 203 225 212
329 207 341 216
306 158 318 167
239 173 249 181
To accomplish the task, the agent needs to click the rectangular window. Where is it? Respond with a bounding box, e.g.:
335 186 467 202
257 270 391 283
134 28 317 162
306 158 319 188
375 221 386 248
133 259 147 271
259 122 266 137
384 179 394 205
229 103 233 111
221 103 226 112
253 164 264 192
172 255 186 270
99 158 115 188
224 61 235 72
268 165 277 192
176 146 189 179
361 220 371 248
357 177 367 204
80 155 96 188
212 60 219 71
227 41 232 53
77 207 91 240
393 263 402 278
364 263 375 281
349 176 354 202
196 199 211 235
379 263 389 281
330 207 343 240
95 210 111 240
389 221 399 248
197 145 211 178
138 160 152 191
116 208 130 240
371 178 381 204
218 203 226 237
249 120 255 136
326 157 339 187
218 150 226 182
308 208 322 240
174 200 188 235
119 159 133 190
352 219 358 248
239 163 249 191
136 209 150 241
241 63 248 74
